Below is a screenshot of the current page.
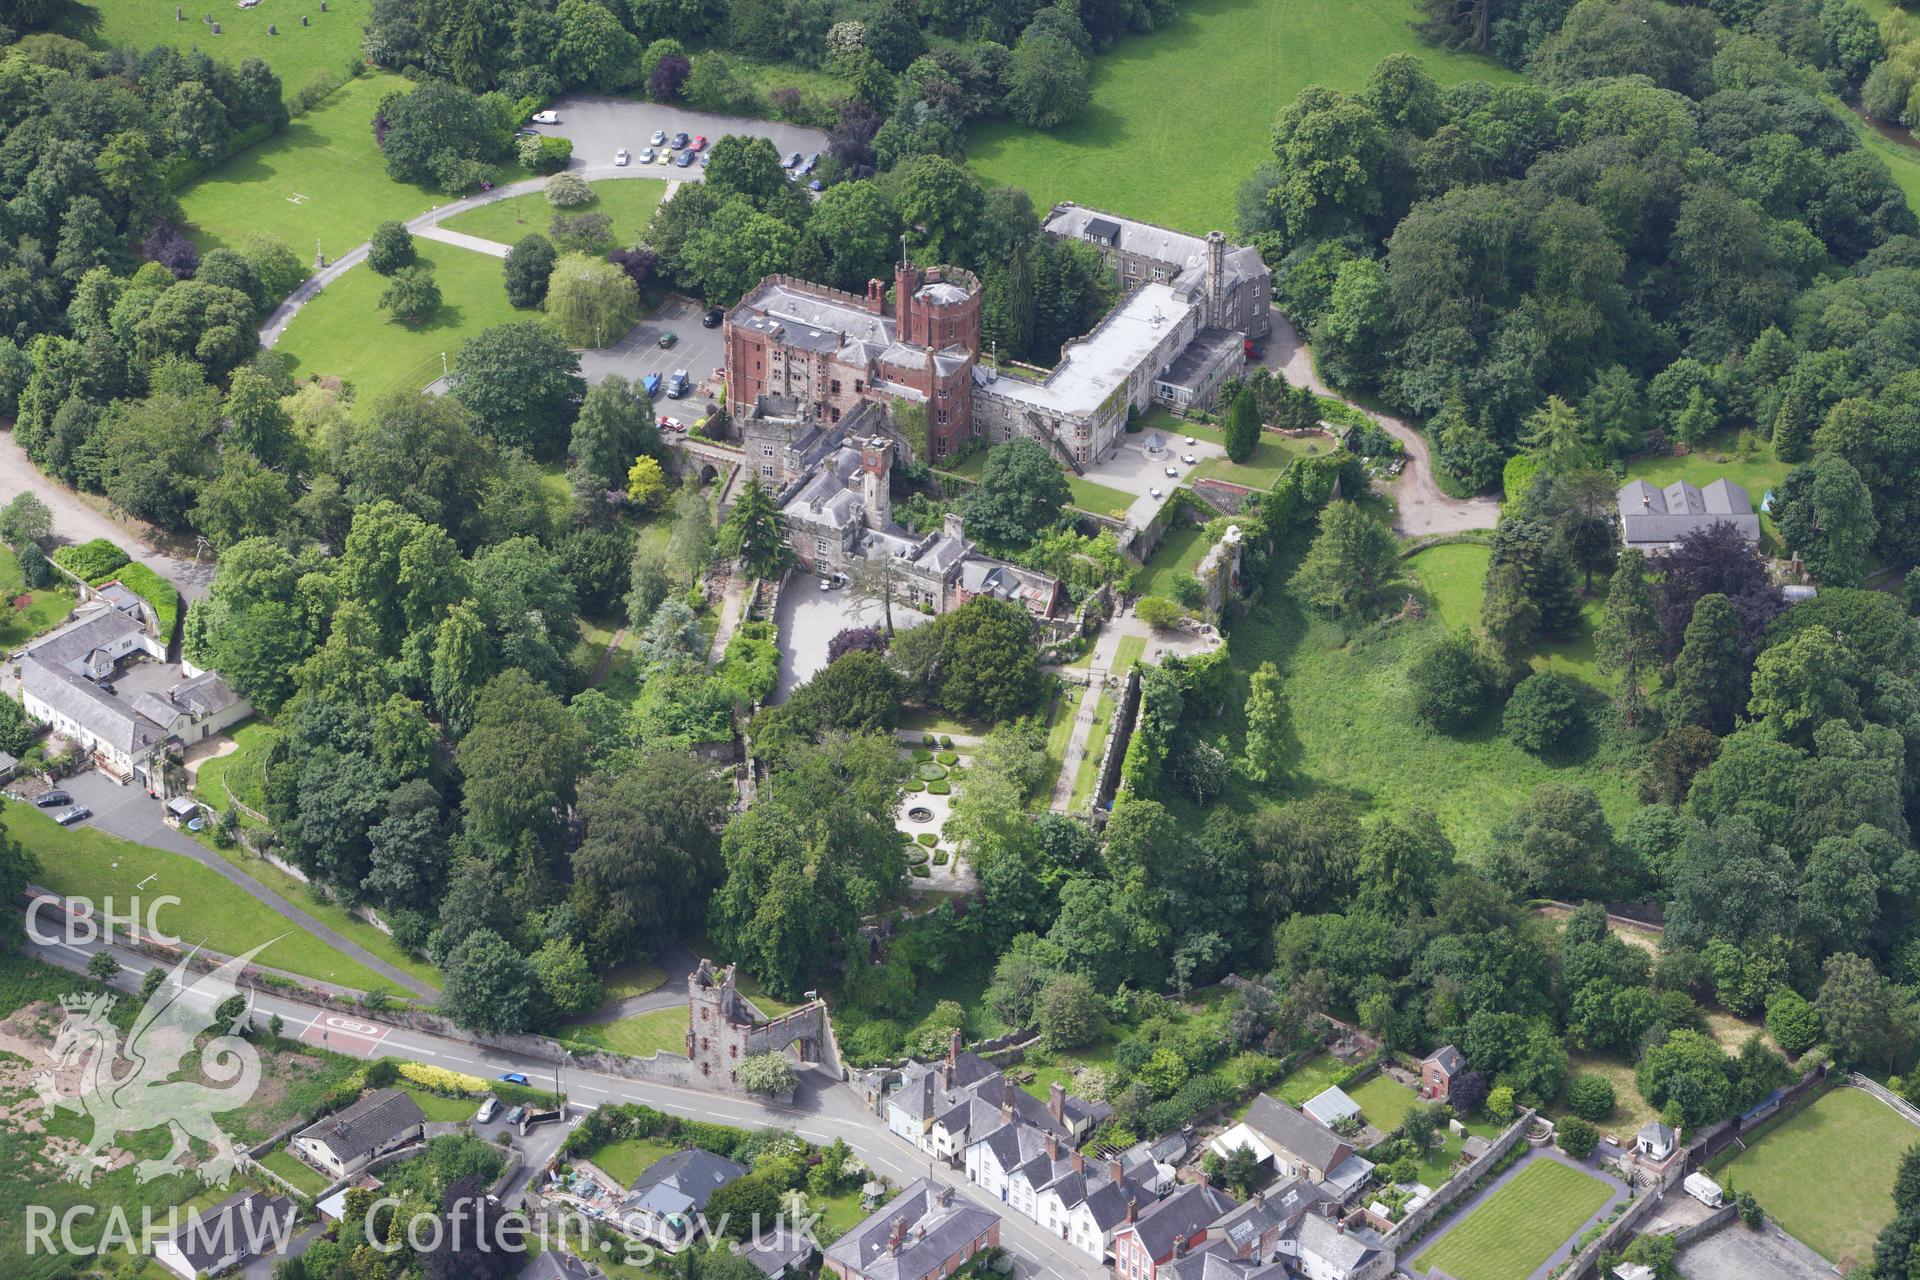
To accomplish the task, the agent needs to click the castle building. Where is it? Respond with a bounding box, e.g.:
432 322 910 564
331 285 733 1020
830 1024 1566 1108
724 213 1261 471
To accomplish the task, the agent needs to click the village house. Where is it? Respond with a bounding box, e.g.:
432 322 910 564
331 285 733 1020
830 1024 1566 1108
291 1088 427 1180
1418 1047 1464 1102
822 1178 1001 1280
1157 1240 1287 1280
518 1254 606 1280
1207 1095 1373 1201
967 1108 1162 1261
1109 1182 1239 1280
14 592 248 788
1206 1180 1336 1262
1616 478 1760 553
619 1147 749 1249
152 1190 296 1280
1274 1215 1393 1280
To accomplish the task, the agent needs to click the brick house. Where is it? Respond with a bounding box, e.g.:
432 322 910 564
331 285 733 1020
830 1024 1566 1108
1419 1047 1465 1102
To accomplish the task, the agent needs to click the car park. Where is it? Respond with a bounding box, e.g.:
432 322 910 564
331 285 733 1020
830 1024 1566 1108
613 148 629 166
703 307 724 328
643 372 662 396
670 132 689 149
800 152 819 174
504 1105 525 1126
638 146 655 164
34 790 70 808
499 1071 529 1085
531 110 560 124
658 331 677 348
667 370 690 398
54 806 91 826
784 152 803 168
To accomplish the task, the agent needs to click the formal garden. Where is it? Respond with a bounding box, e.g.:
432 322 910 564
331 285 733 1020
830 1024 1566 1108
1410 1157 1617 1280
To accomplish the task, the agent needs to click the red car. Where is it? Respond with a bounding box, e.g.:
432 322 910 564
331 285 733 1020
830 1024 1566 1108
690 135 708 152
658 415 687 433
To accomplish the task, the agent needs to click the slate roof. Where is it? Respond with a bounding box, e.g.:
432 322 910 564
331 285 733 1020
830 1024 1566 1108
822 1178 998 1280
1617 478 1760 548
162 1190 295 1274
297 1088 427 1160
519 1253 605 1280
20 658 168 755
1161 1240 1288 1280
1424 1046 1465 1077
1044 205 1267 293
735 1227 814 1278
628 1148 749 1215
23 606 144 671
1122 1182 1238 1261
1296 1214 1381 1275
1241 1094 1353 1171
890 1052 999 1123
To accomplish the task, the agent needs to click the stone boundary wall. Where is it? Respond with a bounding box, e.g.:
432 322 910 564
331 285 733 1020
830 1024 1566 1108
1090 667 1142 816
1383 1109 1533 1244
1559 1160 1687 1280
1852 1072 1920 1127
1669 1204 1739 1248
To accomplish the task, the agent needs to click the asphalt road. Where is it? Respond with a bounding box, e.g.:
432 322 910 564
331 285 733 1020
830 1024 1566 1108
22 925 1104 1279
538 94 829 176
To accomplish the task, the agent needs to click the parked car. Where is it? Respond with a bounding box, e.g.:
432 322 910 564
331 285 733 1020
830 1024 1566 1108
690 134 708 151
659 415 686 433
637 146 656 164
643 372 662 396
658 330 678 348
515 128 539 138
808 178 823 192
504 1105 525 1127
613 148 630 166
799 152 819 174
670 132 689 149
702 307 724 328
699 152 709 166
498 1071 529 1085
650 129 667 146
783 151 803 168
657 148 674 164
34 790 70 809
54 807 91 826
666 370 690 399
676 149 695 167
477 1097 499 1123
531 110 560 124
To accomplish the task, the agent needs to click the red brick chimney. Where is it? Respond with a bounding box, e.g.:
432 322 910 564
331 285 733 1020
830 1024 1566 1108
1045 1132 1060 1160
1072 1150 1085 1174
1126 1197 1137 1224
867 278 886 314
1108 1159 1125 1186
1049 1082 1066 1125
948 1028 961 1068
888 1216 907 1255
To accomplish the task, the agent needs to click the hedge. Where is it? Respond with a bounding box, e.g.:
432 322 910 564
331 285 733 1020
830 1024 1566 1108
927 781 950 795
53 538 129 581
1143 1069 1237 1134
99 562 182 643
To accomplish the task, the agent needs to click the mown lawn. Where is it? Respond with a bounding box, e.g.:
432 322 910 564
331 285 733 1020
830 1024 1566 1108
1136 525 1211 598
967 0 1516 233
4 804 402 992
1274 1053 1348 1107
1201 549 1640 853
0 545 73 649
1414 1158 1615 1280
1069 690 1115 810
941 452 1134 517
91 0 372 101
1184 423 1333 491
1406 543 1488 632
1040 685 1079 804
400 1084 478 1123
1111 635 1146 671
588 1136 681 1186
1712 1087 1913 1266
194 719 281 819
257 1146 330 1198
1349 1073 1421 1133
181 73 527 261
276 243 531 408
1850 108 1920 211
602 956 668 1001
439 178 669 251
563 1007 687 1058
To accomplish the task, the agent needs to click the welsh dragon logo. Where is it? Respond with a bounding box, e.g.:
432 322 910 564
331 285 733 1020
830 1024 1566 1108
35 944 272 1187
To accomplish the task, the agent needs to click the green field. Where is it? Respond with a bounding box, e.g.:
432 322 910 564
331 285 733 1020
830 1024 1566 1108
276 243 531 407
562 1006 688 1058
180 73 528 261
967 0 1516 232
1408 542 1607 687
1202 549 1639 853
1851 109 1920 211
1414 1158 1615 1280
92 0 372 101
439 178 670 251
1137 525 1211 598
1713 1088 1913 1266
3 804 398 994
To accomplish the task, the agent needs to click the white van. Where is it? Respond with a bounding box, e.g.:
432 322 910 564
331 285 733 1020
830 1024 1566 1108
477 1097 499 1124
1684 1172 1725 1208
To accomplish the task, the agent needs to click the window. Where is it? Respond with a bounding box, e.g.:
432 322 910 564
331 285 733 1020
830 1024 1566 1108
937 409 949 425
830 380 841 394
854 379 864 393
761 445 775 457
816 539 829 556
831 407 841 422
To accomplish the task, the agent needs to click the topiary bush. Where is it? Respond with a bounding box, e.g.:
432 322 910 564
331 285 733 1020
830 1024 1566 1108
917 833 938 847
936 751 959 765
932 851 948 865
911 748 933 762
911 865 932 878
902 780 925 793
923 734 937 746
927 781 950 795
905 846 930 865
939 735 953 748
1565 1074 1615 1121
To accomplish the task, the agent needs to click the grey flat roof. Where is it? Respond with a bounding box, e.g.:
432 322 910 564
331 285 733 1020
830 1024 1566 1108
976 284 1192 417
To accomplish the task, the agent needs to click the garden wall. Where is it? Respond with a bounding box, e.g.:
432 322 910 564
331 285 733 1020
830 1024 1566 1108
1090 667 1142 817
1384 1110 1533 1245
